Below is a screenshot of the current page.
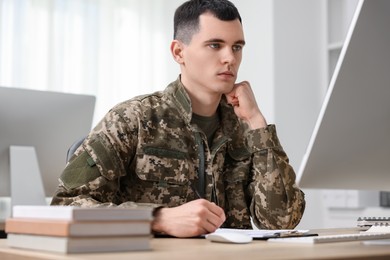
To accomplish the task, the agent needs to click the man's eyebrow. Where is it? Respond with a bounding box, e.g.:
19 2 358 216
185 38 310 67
204 39 246 45
235 40 246 45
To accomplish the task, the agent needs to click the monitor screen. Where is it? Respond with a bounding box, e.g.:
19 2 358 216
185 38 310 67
0 87 95 198
297 0 390 191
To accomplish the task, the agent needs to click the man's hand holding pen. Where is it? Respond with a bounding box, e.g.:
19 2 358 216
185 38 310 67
152 199 226 238
152 179 225 238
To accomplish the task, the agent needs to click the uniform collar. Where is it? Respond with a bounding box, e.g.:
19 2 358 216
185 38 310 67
167 75 242 132
168 76 193 124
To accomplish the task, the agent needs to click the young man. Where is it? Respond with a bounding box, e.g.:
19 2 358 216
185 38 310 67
51 0 305 238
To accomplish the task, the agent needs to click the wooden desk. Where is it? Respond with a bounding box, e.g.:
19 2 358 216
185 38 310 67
1 228 390 260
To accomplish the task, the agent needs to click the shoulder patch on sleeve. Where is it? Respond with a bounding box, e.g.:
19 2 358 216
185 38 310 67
60 151 101 190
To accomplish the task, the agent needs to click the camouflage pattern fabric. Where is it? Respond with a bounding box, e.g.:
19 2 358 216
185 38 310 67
51 77 305 229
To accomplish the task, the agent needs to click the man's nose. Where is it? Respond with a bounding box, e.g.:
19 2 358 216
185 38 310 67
221 47 237 65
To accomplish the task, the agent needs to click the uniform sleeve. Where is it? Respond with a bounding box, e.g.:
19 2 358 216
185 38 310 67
246 124 306 229
50 106 161 211
50 134 127 208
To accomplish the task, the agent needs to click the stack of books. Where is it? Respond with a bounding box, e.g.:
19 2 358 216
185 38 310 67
5 205 153 253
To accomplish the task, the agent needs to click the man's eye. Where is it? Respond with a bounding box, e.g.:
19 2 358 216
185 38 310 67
209 43 220 49
232 45 243 52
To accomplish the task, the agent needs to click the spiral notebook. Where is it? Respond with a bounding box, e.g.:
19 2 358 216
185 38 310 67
357 217 390 228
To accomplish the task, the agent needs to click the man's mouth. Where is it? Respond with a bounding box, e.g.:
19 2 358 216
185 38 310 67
218 71 234 77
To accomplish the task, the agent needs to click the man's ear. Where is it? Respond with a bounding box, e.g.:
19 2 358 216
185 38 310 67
170 40 185 64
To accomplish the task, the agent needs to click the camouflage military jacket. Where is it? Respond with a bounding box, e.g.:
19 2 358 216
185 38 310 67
51 78 305 229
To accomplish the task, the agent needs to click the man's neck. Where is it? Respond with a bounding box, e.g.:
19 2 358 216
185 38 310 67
190 95 220 117
180 79 221 117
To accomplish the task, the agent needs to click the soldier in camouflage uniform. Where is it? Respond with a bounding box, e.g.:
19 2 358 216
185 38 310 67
51 0 305 238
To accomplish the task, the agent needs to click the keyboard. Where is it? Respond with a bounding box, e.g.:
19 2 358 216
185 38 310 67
267 232 390 244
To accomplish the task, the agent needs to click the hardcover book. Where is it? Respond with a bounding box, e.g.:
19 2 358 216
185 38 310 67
5 218 151 237
7 233 151 253
12 205 153 221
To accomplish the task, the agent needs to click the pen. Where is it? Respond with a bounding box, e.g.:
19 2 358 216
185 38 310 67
274 230 318 238
275 231 305 238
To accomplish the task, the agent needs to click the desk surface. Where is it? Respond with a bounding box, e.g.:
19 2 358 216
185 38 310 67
1 228 390 260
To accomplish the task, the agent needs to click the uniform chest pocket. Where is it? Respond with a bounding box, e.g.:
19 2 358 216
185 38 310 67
133 147 195 206
137 146 193 183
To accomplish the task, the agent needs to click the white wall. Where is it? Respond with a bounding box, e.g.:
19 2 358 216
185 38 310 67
273 0 327 169
161 1 183 82
232 0 275 123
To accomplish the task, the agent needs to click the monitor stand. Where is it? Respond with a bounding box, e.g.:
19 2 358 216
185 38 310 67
10 146 47 210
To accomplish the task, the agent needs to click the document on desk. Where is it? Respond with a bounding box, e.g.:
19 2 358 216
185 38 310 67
212 228 314 240
362 224 390 245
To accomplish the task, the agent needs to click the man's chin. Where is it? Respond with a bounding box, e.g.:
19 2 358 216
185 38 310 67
222 83 236 94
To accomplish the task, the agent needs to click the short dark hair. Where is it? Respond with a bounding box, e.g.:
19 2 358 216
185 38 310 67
173 0 242 44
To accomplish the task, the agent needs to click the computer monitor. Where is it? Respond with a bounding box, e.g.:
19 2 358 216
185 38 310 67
0 87 95 202
297 0 390 191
